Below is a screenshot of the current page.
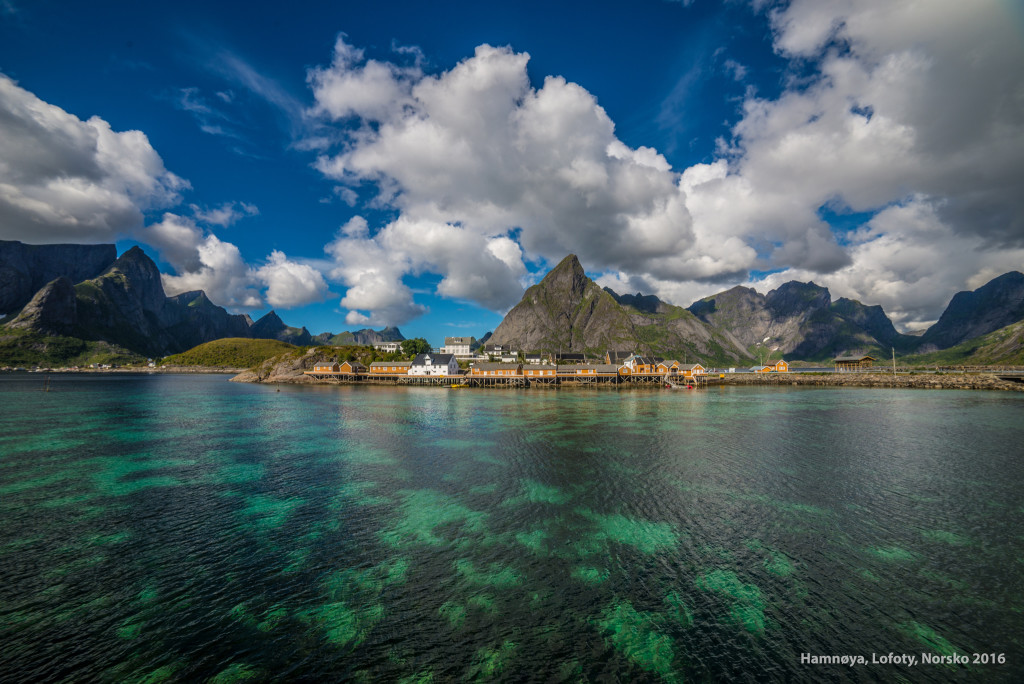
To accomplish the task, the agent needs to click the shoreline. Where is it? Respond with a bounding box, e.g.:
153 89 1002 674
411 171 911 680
7 367 1020 391
231 370 1024 392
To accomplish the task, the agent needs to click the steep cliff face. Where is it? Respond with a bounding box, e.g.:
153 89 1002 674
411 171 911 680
162 290 254 351
689 280 914 360
6 277 78 335
73 247 181 355
250 311 314 346
0 240 116 313
919 271 1024 350
488 254 752 363
488 255 636 354
311 326 405 346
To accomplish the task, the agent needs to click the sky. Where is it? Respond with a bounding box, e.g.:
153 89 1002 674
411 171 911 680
2 0 1023 344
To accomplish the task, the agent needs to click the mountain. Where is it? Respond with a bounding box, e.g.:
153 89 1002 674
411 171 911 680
917 271 1024 351
488 254 638 355
310 326 405 346
903 318 1024 366
249 310 313 346
688 280 917 361
1 242 254 360
0 240 116 314
488 254 752 363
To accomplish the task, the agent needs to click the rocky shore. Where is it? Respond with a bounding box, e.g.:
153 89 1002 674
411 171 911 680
227 348 1024 391
719 371 1024 391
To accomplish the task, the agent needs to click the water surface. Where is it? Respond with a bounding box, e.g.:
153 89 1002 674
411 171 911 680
1 374 1022 681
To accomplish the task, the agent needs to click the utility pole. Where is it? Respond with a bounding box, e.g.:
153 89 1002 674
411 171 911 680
892 347 896 378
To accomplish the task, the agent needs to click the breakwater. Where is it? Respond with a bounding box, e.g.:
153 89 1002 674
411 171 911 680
720 371 1023 391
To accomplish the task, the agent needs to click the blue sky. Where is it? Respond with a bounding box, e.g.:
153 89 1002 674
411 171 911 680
2 0 1023 342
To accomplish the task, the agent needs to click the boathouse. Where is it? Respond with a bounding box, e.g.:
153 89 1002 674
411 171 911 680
470 362 523 377
679 363 706 378
369 361 412 376
834 355 876 371
409 353 459 376
338 361 366 375
313 361 340 373
764 359 789 372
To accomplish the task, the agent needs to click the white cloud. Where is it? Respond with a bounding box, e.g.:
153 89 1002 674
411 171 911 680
256 250 330 309
0 74 187 243
190 201 259 226
160 232 263 309
146 212 328 312
309 41 717 324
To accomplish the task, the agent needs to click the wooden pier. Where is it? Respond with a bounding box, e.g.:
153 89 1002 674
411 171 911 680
302 369 711 389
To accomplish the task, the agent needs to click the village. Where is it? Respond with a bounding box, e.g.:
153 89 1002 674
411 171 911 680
302 336 820 388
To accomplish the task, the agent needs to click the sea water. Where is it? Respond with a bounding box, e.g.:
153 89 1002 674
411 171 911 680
0 374 1021 681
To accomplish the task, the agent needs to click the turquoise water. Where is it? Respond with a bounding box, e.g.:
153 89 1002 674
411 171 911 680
1 374 1022 681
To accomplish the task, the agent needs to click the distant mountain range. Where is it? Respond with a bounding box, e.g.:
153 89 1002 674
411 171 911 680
2 240 1021 365
489 254 1024 364
0 240 402 361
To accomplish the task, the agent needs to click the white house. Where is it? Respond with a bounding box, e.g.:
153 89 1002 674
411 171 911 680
373 341 402 353
409 353 460 376
441 336 475 358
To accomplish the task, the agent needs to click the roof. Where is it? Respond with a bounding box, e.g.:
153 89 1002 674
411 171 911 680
472 362 522 371
750 365 767 371
556 364 594 372
659 359 680 366
590 364 619 373
606 350 633 362
679 363 704 370
445 336 474 345
339 361 367 370
834 355 877 362
369 361 412 368
555 353 586 361
411 353 456 365
523 352 544 358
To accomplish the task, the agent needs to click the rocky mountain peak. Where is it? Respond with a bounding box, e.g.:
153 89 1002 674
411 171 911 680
764 281 831 317
920 271 1024 349
6 277 78 335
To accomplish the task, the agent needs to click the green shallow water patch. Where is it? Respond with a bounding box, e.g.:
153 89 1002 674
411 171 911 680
208 662 264 683
514 529 549 555
664 591 694 627
695 569 767 633
594 600 679 682
380 489 488 547
517 479 571 505
439 601 466 629
236 494 303 532
455 559 522 588
898 621 962 658
922 530 969 546
571 565 609 584
471 639 517 679
867 546 916 562
575 508 678 554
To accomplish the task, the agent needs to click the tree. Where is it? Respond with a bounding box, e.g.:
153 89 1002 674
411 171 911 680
401 338 431 357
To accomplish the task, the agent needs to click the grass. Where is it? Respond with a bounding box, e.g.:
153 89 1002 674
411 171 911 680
0 328 145 367
161 338 298 368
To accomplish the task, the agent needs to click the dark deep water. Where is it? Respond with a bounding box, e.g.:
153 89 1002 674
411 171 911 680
1 373 1022 682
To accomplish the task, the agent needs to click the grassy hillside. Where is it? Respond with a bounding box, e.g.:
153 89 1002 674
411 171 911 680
901 320 1024 367
0 328 146 367
161 338 299 368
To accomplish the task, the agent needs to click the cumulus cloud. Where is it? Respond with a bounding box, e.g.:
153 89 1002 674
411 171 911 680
146 212 328 311
256 250 330 309
307 1 1023 329
310 40 714 323
0 74 187 243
